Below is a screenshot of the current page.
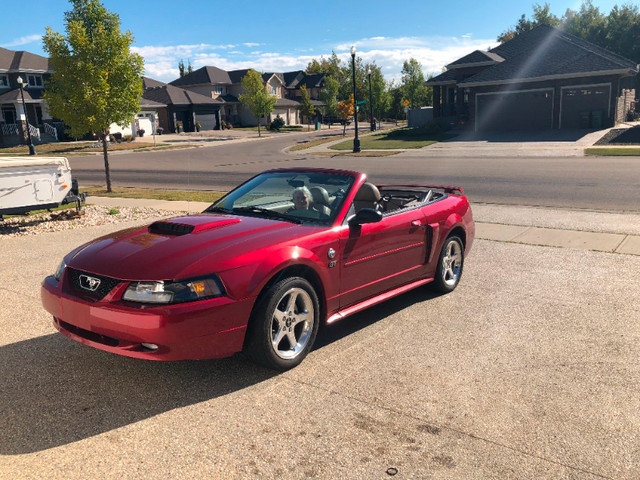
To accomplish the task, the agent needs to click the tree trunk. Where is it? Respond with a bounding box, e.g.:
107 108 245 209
258 118 261 137
101 132 112 193
342 122 346 136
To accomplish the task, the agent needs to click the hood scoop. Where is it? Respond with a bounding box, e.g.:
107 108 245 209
148 216 242 236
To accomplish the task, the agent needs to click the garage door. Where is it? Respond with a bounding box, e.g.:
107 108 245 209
196 113 219 130
476 89 553 131
560 84 610 129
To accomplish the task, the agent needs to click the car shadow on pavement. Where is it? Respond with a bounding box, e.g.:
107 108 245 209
0 334 277 454
314 286 441 350
1 287 441 455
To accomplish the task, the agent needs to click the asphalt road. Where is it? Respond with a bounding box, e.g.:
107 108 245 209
2 217 639 479
68 132 640 212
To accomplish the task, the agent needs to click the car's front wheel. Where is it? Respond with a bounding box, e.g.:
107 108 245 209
245 277 320 371
432 235 464 293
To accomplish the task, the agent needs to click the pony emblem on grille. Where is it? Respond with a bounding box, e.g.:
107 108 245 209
79 274 101 291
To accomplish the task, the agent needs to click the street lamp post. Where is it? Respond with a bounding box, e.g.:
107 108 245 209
367 67 375 132
16 76 36 155
350 46 360 153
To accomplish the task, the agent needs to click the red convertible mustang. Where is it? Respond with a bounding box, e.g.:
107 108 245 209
42 168 474 370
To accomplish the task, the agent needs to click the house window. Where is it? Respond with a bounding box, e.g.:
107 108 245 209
27 75 43 88
0 75 8 88
213 86 223 94
269 86 276 95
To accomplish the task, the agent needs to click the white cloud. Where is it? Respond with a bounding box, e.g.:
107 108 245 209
137 34 498 84
243 42 261 47
2 34 42 48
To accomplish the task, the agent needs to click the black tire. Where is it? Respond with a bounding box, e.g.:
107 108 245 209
245 277 320 371
432 235 464 294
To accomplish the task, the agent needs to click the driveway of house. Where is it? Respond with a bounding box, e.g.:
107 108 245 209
401 128 608 157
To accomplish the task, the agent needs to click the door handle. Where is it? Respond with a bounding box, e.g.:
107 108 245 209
411 220 422 227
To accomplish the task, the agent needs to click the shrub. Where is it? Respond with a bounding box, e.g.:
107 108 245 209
269 115 285 131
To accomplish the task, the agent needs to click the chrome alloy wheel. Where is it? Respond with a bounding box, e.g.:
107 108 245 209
441 239 462 287
270 287 315 360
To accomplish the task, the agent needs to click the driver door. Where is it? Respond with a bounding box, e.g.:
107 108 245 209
338 207 428 308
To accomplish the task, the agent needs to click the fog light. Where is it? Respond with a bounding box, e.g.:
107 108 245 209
141 343 159 351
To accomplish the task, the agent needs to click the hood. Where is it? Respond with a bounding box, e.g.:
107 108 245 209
67 214 315 280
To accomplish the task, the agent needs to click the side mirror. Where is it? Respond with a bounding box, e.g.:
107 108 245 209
349 208 383 226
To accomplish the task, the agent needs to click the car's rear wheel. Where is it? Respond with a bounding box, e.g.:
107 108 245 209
245 277 319 371
432 235 464 293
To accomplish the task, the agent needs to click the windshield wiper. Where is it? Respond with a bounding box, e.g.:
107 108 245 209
232 206 301 224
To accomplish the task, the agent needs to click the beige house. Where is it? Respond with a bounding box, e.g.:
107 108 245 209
170 67 326 126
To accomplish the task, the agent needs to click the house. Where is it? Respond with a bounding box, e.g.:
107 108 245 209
426 25 639 132
170 67 327 126
0 47 60 145
140 77 222 133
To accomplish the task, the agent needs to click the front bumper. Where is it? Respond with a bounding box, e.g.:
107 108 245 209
41 275 254 361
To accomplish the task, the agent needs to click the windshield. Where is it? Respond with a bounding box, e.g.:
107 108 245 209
206 171 356 225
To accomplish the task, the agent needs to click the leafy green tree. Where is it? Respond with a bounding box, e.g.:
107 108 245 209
603 4 640 62
239 69 276 137
368 64 390 127
320 75 339 128
401 58 426 108
299 85 316 131
43 0 144 192
387 84 405 124
498 3 561 42
563 0 606 45
178 58 185 77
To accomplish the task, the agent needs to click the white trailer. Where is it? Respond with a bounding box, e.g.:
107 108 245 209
0 156 84 219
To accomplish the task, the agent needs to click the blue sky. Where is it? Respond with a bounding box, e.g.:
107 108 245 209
1 0 623 83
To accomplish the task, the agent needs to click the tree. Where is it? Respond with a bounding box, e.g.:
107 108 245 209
337 94 354 136
498 3 561 42
498 1 640 62
299 85 316 131
238 69 276 137
320 75 339 128
401 58 425 108
43 0 144 192
178 58 185 77
368 64 390 127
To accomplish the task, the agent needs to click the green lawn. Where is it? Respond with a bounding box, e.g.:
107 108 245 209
82 186 224 203
0 141 169 156
585 147 640 156
329 128 456 150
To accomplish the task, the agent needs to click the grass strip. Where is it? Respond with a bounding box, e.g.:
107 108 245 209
0 141 172 156
81 186 224 203
329 129 456 151
289 137 341 151
585 147 640 156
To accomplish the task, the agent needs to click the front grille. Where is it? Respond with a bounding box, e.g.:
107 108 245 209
67 268 122 301
58 319 119 347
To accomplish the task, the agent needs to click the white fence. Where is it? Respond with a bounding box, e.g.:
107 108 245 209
1 123 19 135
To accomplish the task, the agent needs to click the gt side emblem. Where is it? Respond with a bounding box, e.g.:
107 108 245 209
328 261 337 268
327 248 336 259
79 274 101 291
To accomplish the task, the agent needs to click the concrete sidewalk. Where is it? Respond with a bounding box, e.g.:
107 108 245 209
87 196 640 256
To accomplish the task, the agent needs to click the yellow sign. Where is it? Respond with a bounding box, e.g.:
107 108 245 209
403 99 410 106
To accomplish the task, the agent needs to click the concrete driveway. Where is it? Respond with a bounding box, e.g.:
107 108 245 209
1 205 639 479
402 128 608 158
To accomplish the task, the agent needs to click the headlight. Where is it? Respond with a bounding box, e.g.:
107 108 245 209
122 275 224 304
54 260 67 281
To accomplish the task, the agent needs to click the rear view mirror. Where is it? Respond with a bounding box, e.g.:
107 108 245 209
349 208 383 226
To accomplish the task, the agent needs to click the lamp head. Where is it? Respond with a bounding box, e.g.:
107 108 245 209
350 46 356 57
17 75 23 85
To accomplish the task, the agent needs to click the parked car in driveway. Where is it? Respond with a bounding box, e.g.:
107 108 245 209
42 168 475 370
